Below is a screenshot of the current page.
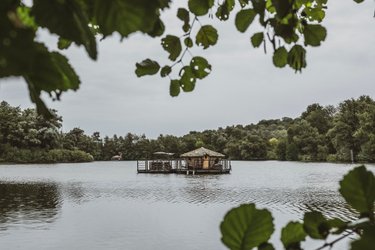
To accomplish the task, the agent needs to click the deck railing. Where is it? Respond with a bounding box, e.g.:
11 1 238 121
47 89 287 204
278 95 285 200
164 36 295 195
137 159 231 173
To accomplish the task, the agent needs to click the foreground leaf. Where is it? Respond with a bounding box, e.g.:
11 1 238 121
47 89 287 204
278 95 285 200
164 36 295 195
188 0 214 16
196 25 218 49
160 65 171 78
170 79 180 97
281 221 306 249
220 203 274 250
216 0 235 21
339 165 375 216
177 8 190 24
135 59 160 77
0 21 36 77
272 0 293 19
57 38 72 50
250 32 264 48
303 24 327 47
258 242 275 250
287 45 306 72
33 0 97 59
351 225 375 250
303 211 329 239
161 35 182 61
92 0 168 39
190 57 211 79
24 45 80 118
273 47 288 68
179 66 196 92
235 8 256 33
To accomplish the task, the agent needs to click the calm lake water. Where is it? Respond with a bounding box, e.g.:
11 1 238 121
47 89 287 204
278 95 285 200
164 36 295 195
0 161 374 250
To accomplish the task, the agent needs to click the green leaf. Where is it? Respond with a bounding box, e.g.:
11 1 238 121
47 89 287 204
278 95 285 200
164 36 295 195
26 45 80 94
250 32 264 48
281 221 307 249
57 38 72 50
184 37 193 48
135 59 160 77
304 7 325 22
220 203 274 250
266 0 276 13
0 20 36 78
303 24 327 47
16 6 37 31
273 19 298 43
177 8 190 24
272 0 293 19
179 66 196 92
235 8 256 33
161 35 182 61
353 0 364 3
190 56 211 79
182 23 191 33
170 79 181 97
339 165 375 215
26 77 54 119
303 211 329 239
258 242 275 250
196 25 218 49
177 8 190 32
92 0 168 39
160 65 171 78
147 19 165 37
273 47 288 68
188 0 214 16
32 0 97 59
49 52 80 91
326 218 348 234
351 225 375 250
216 0 235 21
287 45 306 72
23 44 80 118
251 0 266 15
239 0 250 8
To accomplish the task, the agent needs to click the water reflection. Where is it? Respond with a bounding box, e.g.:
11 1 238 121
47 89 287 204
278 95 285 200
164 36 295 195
0 182 61 230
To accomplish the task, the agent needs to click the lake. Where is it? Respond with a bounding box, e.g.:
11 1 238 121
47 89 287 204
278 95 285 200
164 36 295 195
0 161 373 250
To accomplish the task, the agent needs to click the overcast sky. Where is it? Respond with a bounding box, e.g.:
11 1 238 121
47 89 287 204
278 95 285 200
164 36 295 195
1 1 374 138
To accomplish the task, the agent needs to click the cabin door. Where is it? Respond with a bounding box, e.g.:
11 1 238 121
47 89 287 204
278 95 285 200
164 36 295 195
203 156 209 169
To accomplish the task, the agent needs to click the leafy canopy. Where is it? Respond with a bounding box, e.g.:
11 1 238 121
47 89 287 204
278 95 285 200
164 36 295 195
0 0 366 117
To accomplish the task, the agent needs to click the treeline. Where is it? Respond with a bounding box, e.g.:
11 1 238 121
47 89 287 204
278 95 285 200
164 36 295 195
1 96 375 163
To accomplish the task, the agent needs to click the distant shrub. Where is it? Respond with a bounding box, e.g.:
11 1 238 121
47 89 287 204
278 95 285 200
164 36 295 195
300 154 312 162
1 147 93 164
326 154 338 162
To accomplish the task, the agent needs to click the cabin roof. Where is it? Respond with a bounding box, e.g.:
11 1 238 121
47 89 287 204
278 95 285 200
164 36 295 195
180 147 225 158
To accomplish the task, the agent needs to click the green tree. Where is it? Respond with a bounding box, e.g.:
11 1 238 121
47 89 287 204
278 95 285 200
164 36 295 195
301 104 334 134
328 96 375 162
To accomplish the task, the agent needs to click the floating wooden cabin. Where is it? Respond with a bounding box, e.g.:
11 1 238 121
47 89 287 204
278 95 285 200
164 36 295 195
137 147 231 174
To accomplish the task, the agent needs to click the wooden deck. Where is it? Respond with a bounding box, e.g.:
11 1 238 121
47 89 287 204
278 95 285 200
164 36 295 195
137 159 231 175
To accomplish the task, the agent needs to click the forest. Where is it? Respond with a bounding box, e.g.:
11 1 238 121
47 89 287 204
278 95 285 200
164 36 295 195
1 95 375 163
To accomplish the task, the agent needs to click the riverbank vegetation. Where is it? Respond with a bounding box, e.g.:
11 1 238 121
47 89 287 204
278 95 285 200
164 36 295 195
1 95 375 163
0 101 93 163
